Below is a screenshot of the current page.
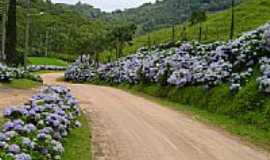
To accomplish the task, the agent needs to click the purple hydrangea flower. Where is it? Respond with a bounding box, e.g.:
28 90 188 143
8 144 20 154
0 141 8 149
3 121 14 132
15 153 32 160
22 137 35 149
24 124 37 133
4 131 18 139
75 121 82 128
3 107 14 117
0 132 7 141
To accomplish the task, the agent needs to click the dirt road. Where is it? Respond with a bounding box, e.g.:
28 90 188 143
42 73 269 160
0 87 35 116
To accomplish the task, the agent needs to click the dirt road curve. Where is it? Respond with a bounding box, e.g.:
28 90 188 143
42 73 269 160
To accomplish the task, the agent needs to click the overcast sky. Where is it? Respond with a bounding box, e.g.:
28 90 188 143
51 0 156 12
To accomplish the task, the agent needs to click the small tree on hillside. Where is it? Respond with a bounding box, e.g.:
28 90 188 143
108 24 137 58
77 23 108 68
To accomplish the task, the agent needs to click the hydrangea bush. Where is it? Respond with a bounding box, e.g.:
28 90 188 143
0 86 81 160
65 22 270 93
27 65 66 72
264 25 270 51
64 55 97 82
0 64 42 83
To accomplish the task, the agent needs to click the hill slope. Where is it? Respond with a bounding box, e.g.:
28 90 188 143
103 0 243 34
122 0 270 55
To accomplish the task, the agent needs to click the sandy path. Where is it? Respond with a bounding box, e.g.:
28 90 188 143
42 73 270 160
0 87 35 116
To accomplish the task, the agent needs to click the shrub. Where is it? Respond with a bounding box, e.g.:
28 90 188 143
208 84 232 113
0 86 82 160
229 80 264 116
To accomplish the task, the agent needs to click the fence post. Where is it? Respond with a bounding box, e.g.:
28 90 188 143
172 24 175 43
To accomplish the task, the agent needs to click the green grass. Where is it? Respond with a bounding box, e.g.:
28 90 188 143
100 0 270 61
0 79 41 89
33 70 64 74
0 118 4 126
62 114 92 160
116 84 270 151
29 57 69 67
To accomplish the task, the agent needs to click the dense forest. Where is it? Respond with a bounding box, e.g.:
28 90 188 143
16 0 108 61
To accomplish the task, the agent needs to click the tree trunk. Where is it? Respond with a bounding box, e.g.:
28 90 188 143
147 35 151 51
172 25 175 43
1 10 7 61
5 0 17 66
119 42 123 58
45 30 49 56
95 52 99 68
115 46 118 59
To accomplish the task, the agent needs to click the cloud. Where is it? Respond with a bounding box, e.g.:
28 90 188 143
51 0 156 12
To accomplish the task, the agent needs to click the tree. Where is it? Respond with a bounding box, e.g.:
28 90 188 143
5 0 17 66
230 0 235 39
189 10 207 42
76 22 108 67
108 24 136 58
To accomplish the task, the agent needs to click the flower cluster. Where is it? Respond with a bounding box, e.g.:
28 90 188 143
64 55 97 82
0 86 81 160
0 63 42 83
229 68 253 93
27 65 66 72
265 25 270 51
257 57 270 93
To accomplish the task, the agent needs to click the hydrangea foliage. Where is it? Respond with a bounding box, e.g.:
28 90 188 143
27 65 66 72
65 22 270 93
0 86 81 160
0 64 42 83
264 25 270 51
64 55 97 82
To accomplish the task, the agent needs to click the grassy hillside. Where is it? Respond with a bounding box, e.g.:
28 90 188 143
122 0 270 55
103 0 241 34
29 57 69 67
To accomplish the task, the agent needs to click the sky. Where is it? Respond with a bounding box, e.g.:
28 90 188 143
51 0 156 12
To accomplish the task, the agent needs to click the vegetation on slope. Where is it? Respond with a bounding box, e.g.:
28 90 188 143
122 0 270 55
